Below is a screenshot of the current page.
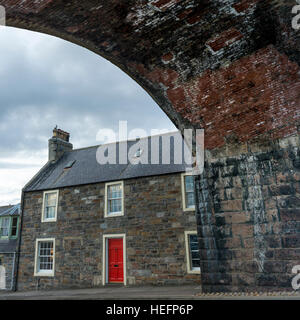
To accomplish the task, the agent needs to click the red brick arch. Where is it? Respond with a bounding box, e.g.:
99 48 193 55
2 0 299 148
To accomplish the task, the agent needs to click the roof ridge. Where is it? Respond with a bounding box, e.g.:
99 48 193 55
71 130 181 152
71 144 101 152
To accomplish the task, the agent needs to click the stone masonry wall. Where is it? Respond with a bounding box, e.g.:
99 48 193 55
17 173 200 290
0 253 15 290
195 133 300 292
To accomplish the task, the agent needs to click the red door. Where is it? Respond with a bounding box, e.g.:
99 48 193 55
108 238 124 283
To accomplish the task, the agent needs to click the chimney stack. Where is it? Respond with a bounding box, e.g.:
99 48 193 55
48 127 73 162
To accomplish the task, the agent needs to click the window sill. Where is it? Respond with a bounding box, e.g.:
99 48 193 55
0 237 17 240
105 212 124 218
187 269 201 274
41 219 57 223
34 272 55 277
183 207 195 212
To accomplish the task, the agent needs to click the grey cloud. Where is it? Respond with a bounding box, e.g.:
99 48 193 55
0 26 176 205
0 27 176 159
0 162 40 169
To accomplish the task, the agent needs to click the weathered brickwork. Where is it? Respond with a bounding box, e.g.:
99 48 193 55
0 254 15 290
17 173 200 290
196 133 300 292
166 46 300 149
2 0 299 137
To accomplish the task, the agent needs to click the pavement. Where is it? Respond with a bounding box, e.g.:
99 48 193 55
0 285 300 300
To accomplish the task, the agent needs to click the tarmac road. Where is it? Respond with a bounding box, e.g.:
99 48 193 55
0 285 300 300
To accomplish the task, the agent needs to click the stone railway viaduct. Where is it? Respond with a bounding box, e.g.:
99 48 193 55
1 0 299 292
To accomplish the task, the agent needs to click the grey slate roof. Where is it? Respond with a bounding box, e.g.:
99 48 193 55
0 204 20 217
0 239 18 253
24 132 190 192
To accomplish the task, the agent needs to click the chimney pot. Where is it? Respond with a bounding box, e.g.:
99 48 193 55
53 128 70 142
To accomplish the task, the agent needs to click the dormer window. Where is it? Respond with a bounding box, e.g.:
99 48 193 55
0 216 19 239
42 190 59 222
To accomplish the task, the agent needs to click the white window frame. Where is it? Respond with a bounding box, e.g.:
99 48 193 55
102 234 127 286
41 190 59 222
181 173 195 211
34 238 56 277
184 231 201 274
104 181 124 218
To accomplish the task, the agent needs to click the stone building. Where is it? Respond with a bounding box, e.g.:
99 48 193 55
16 128 201 290
0 204 20 290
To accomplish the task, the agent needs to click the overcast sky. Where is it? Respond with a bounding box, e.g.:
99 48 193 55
0 26 176 206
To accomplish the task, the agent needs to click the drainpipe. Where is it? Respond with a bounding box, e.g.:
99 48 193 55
12 189 25 292
10 252 16 291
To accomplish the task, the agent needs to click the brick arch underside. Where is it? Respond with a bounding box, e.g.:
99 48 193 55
2 0 299 148
2 0 300 292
